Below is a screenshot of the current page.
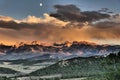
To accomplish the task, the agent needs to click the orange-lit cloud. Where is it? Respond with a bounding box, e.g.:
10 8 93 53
0 15 14 21
0 5 120 45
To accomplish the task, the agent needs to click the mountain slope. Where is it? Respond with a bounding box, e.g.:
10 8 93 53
30 52 120 79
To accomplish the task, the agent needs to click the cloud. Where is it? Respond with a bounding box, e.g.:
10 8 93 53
110 14 120 23
98 8 109 12
50 4 110 22
0 15 14 21
0 14 71 45
0 5 120 45
93 21 120 29
91 22 120 40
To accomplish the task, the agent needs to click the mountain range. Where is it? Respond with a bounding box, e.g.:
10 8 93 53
0 41 120 60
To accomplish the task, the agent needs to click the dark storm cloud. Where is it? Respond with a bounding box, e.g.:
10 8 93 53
50 4 82 22
50 4 110 22
0 20 53 30
93 21 120 29
98 8 109 12
0 21 21 30
98 8 114 14
80 11 110 22
89 21 120 40
54 5 81 13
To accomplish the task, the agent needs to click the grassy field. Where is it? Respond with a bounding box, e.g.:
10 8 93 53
0 60 56 74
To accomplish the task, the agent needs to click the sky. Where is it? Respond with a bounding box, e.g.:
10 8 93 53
0 0 120 19
0 0 120 45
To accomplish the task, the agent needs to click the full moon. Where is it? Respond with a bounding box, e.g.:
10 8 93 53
40 3 43 7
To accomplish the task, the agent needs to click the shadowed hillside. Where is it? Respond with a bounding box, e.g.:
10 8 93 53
0 67 19 74
30 52 120 80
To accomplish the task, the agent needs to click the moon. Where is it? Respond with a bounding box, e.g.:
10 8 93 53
40 3 43 7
